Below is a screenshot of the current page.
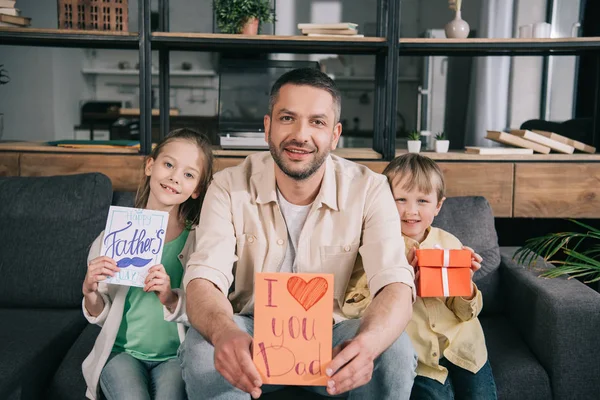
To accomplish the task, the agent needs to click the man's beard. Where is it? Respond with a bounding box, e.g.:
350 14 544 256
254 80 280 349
268 135 330 181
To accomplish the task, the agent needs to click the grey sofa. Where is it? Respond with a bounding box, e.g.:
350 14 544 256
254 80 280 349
0 173 598 400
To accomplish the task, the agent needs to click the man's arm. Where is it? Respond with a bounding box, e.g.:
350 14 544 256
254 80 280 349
325 283 412 395
186 278 263 399
184 178 263 399
325 176 415 395
186 278 237 344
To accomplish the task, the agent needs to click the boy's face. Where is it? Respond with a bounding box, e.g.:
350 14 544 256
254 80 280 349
391 176 445 243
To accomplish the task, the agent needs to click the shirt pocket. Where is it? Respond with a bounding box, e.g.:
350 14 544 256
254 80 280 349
235 233 268 278
319 243 360 297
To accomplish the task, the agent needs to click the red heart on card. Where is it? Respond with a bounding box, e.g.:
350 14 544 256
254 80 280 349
287 276 328 311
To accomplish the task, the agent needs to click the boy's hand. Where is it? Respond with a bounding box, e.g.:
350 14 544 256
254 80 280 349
83 256 119 296
144 264 178 311
407 246 420 288
462 246 483 299
462 246 483 277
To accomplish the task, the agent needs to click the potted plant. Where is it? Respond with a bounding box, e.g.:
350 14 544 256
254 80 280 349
513 220 600 284
435 131 449 153
0 64 9 140
407 130 421 153
213 0 275 35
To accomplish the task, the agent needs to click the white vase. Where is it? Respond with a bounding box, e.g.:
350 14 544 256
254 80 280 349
435 140 450 153
407 140 422 153
445 10 470 39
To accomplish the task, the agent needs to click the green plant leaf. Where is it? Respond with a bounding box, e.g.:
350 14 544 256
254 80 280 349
214 0 275 34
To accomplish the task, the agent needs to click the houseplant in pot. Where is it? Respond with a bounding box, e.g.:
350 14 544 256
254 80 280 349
513 220 600 285
407 130 422 153
435 131 449 153
213 0 275 35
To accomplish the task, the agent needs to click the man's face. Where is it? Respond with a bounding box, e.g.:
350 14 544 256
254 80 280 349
264 84 342 180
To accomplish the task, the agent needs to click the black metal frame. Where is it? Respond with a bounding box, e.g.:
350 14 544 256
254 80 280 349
1 0 599 158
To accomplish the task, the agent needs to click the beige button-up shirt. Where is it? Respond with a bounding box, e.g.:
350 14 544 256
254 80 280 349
184 152 415 321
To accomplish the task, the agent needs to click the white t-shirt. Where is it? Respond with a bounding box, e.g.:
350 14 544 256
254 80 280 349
276 189 311 273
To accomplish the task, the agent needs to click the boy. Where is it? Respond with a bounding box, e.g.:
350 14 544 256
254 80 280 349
343 153 497 400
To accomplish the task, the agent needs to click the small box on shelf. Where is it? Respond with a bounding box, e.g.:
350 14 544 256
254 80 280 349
57 0 128 31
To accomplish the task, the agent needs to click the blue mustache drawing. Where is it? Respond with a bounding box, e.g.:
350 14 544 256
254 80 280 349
116 257 153 268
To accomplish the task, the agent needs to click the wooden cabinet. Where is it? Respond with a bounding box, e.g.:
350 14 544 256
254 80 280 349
2 151 600 218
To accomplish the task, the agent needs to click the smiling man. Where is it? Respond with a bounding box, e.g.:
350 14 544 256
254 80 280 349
180 68 417 399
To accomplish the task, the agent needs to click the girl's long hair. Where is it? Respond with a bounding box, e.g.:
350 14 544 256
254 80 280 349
135 128 214 227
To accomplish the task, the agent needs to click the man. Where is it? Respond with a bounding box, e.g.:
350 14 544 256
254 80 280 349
180 68 417 399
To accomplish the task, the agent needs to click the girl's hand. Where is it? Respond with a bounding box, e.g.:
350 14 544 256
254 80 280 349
144 264 178 311
83 256 119 296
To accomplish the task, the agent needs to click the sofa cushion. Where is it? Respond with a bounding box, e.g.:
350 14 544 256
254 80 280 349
112 191 135 207
481 316 551 400
432 196 502 315
0 309 87 399
432 196 501 279
0 173 113 308
48 324 101 400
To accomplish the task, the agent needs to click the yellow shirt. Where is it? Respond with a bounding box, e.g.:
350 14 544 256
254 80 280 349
184 152 415 322
344 227 488 383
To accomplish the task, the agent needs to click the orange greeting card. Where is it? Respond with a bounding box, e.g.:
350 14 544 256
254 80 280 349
253 273 334 386
416 249 472 297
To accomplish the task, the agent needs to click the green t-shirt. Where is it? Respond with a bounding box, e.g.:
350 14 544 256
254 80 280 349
112 229 189 361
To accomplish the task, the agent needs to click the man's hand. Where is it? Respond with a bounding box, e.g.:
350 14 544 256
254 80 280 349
213 328 263 399
325 334 378 395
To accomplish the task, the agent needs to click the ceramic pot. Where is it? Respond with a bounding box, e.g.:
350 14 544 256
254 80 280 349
445 11 470 39
241 17 259 35
407 140 422 153
435 140 450 153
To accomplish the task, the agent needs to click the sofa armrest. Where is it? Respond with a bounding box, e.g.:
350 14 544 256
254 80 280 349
499 247 600 400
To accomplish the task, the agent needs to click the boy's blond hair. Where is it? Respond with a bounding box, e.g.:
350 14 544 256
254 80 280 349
382 153 446 201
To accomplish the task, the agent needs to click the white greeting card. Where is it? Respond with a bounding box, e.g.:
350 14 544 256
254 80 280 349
101 206 169 287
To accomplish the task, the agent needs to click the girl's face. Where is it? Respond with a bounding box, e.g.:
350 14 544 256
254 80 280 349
144 139 204 211
391 176 444 243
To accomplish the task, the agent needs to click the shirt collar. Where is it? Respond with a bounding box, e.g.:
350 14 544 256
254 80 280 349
252 154 339 211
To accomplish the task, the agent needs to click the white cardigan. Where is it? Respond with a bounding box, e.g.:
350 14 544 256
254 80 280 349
81 228 196 400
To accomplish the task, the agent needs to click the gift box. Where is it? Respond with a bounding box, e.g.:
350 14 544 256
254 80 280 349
416 249 472 297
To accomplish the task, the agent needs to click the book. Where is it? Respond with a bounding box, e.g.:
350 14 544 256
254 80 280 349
48 140 140 148
465 146 534 155
305 33 365 38
0 20 19 27
101 206 169 288
0 1 16 8
0 8 19 16
532 130 596 154
297 23 358 30
0 13 30 26
510 129 575 154
485 131 551 154
301 28 358 35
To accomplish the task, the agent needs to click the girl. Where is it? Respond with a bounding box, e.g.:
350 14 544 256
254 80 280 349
81 128 213 400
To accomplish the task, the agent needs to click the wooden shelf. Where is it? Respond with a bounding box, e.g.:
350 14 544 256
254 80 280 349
0 27 138 49
0 143 382 160
395 149 600 162
399 37 600 56
81 68 216 77
151 32 387 54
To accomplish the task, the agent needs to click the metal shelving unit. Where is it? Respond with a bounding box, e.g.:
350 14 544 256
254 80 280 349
1 0 600 156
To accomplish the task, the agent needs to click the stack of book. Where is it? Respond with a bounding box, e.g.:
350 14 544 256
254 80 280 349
0 0 30 27
297 23 363 38
467 129 597 155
